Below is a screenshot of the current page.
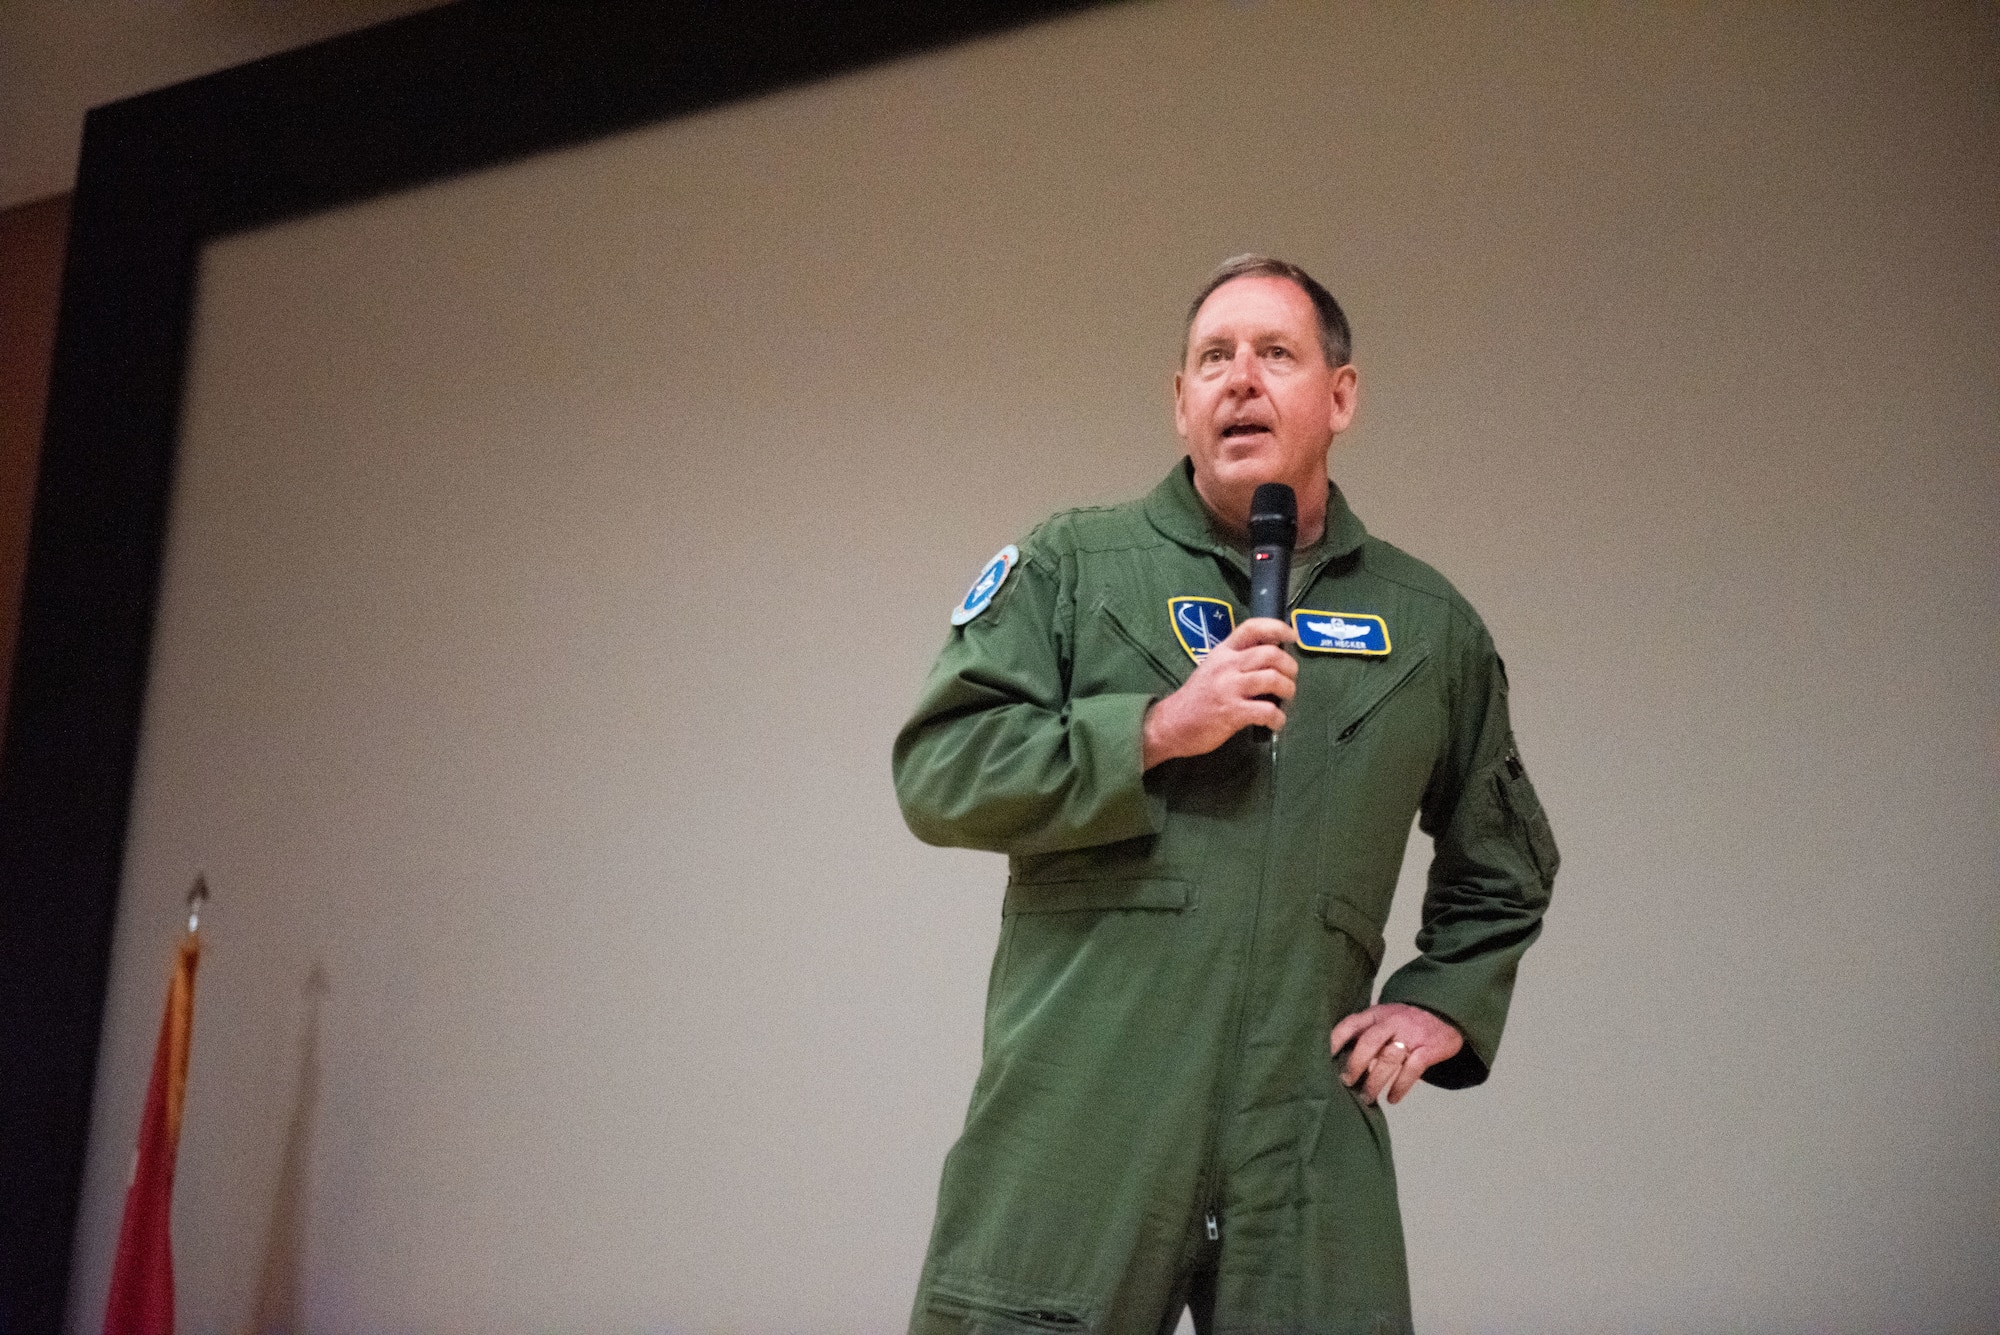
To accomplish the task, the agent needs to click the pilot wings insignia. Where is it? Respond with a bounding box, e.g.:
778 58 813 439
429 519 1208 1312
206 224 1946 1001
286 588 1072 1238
1292 610 1390 656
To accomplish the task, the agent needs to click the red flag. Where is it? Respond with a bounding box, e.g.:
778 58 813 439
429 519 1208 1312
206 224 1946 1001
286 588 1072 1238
102 932 200 1335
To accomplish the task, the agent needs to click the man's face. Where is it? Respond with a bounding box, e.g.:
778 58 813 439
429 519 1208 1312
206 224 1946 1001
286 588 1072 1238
1174 275 1358 526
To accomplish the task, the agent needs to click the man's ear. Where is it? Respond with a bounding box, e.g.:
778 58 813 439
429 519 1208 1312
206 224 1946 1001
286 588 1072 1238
1172 371 1188 439
1328 364 1359 434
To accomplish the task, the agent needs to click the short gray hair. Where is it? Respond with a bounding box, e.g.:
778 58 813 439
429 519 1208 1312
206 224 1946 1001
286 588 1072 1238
1183 254 1353 368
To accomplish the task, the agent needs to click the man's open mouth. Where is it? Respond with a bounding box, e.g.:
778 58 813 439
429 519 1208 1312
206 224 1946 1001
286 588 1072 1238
1221 424 1271 438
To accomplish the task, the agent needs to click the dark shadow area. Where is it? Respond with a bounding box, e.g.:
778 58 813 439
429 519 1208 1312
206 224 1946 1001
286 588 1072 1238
242 964 324 1335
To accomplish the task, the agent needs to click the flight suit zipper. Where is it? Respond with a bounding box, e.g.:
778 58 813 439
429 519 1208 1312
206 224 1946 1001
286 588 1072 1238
1188 551 1331 1254
1196 666 1286 1260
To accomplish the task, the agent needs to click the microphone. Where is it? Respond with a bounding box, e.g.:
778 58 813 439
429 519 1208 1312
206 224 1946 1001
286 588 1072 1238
1246 483 1296 743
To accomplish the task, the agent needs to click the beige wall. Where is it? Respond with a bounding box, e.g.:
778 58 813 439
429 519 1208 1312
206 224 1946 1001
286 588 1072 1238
70 4 1998 1332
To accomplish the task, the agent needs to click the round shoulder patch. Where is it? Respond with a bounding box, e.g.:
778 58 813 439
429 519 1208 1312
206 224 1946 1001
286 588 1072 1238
951 544 1019 625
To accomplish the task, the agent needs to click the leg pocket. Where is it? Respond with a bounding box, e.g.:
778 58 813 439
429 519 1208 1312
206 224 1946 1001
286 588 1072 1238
923 1272 1096 1333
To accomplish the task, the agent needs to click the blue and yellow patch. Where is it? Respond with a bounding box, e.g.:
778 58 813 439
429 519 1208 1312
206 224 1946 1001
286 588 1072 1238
1293 610 1390 655
1169 596 1236 662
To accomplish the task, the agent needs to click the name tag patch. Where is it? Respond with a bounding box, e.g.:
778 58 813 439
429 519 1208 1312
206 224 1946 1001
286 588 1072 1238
1169 596 1236 662
1293 610 1390 655
951 544 1018 625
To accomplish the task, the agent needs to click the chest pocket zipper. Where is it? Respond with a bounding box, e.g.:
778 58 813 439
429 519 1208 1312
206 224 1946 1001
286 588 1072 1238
1096 597 1189 691
1333 644 1432 744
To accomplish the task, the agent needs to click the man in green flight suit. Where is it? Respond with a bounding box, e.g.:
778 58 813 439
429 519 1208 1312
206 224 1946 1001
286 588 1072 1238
894 255 1559 1335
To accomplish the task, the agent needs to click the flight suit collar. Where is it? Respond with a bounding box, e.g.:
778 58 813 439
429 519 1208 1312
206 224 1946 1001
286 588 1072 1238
1142 457 1368 578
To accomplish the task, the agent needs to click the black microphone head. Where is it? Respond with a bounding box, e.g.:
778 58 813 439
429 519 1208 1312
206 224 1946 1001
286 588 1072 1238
1248 483 1297 547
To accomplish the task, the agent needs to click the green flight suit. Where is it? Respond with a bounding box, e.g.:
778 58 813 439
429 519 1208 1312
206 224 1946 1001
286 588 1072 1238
896 461 1558 1335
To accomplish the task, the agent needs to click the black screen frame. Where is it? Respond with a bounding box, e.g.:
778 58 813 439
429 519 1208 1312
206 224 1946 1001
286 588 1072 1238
0 2 1103 1326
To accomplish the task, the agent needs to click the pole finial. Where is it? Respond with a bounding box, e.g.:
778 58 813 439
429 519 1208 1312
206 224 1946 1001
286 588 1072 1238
186 874 209 935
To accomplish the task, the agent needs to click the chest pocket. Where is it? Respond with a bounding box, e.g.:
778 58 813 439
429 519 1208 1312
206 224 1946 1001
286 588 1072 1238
1321 641 1433 743
1083 596 1193 696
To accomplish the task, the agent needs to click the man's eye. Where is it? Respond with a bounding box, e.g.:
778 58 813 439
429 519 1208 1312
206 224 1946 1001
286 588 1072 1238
1266 346 1292 360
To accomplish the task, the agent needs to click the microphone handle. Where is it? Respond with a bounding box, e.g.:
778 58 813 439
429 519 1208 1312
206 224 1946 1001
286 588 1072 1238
1248 541 1291 742
1249 542 1289 623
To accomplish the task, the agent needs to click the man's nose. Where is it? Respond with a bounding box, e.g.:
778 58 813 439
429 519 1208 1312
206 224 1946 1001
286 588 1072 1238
1225 347 1261 393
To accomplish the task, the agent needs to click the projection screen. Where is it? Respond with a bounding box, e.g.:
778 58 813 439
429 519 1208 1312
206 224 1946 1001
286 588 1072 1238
9 3 1996 1333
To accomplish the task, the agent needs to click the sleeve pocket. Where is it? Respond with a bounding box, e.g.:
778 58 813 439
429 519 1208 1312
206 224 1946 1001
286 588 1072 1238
1495 749 1560 886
